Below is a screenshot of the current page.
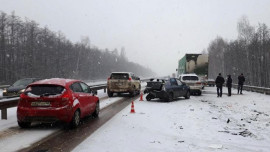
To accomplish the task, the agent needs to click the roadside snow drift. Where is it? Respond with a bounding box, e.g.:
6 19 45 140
73 87 270 152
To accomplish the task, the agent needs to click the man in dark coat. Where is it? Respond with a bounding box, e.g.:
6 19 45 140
226 75 232 96
215 73 225 97
238 73 245 94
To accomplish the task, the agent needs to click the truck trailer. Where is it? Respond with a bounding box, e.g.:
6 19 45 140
177 54 208 78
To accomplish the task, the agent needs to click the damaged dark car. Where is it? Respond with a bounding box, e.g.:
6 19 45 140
145 78 190 102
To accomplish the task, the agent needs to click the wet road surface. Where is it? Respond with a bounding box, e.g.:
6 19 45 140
18 96 138 152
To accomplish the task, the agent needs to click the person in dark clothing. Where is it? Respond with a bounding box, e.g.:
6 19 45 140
226 75 232 96
238 73 245 94
215 73 225 97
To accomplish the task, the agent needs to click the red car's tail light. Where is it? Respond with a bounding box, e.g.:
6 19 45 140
60 91 71 106
128 77 132 81
18 94 28 107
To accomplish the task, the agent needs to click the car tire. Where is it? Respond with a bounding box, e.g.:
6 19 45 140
129 89 136 97
137 85 141 94
18 121 31 128
166 92 173 102
108 90 113 97
184 91 190 99
198 91 202 96
92 101 100 118
146 94 152 101
71 110 80 128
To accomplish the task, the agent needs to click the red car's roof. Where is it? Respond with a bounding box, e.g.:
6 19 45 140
29 78 79 87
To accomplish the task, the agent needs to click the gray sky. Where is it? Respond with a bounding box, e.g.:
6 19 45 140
1 0 270 76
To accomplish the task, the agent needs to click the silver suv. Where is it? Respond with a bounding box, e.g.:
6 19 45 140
179 74 202 95
107 72 141 97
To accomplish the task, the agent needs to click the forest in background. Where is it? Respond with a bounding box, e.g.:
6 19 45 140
0 11 155 84
208 16 270 88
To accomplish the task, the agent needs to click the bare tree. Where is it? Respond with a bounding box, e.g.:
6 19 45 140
208 16 270 88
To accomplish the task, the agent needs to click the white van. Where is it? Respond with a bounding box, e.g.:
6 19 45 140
179 74 202 95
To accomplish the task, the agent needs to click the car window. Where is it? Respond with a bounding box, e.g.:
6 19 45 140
70 82 83 92
170 78 177 85
13 79 34 86
28 85 65 96
134 75 139 80
165 81 171 86
182 76 199 81
80 82 90 93
111 73 129 80
177 79 182 85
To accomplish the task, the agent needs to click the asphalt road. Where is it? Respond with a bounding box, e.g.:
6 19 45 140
18 95 139 152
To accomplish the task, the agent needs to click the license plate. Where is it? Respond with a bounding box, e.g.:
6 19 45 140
31 102 51 107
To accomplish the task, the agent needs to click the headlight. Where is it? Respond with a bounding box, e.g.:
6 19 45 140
3 89 7 93
19 89 25 93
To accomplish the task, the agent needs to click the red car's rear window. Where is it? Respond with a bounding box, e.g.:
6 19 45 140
27 85 65 96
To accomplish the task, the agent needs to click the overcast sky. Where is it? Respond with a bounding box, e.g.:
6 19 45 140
1 0 270 76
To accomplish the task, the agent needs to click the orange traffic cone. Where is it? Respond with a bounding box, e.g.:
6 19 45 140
139 91 144 101
130 101 135 113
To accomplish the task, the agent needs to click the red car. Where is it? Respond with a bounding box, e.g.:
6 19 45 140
17 78 100 128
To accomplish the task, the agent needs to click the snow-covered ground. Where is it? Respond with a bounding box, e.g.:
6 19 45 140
0 89 121 152
73 87 270 152
1 87 270 152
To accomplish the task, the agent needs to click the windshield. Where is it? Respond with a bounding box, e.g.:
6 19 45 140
27 85 65 96
182 76 199 81
110 73 129 80
12 79 34 87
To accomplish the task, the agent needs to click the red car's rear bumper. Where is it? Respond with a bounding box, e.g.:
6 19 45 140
17 106 73 123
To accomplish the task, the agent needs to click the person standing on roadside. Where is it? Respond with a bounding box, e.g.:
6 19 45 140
238 73 245 94
226 75 232 96
215 73 225 97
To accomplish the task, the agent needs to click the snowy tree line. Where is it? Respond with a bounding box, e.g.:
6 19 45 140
0 12 155 84
208 16 270 88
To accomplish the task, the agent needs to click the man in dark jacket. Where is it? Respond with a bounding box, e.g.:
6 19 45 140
238 73 245 94
215 73 225 97
226 75 232 96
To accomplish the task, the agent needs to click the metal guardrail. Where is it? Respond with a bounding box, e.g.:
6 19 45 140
0 79 151 120
0 84 108 120
0 85 10 89
88 78 150 93
232 84 270 95
91 84 107 93
0 97 20 119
